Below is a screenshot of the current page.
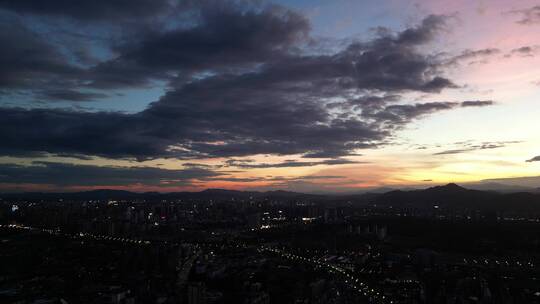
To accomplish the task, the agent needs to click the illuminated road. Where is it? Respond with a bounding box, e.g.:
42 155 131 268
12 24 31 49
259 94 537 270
1 223 391 303
258 246 390 303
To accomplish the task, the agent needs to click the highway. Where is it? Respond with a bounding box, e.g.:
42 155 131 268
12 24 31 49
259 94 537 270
1 223 391 303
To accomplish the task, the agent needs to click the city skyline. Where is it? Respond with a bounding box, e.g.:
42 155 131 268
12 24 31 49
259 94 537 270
1 0 540 193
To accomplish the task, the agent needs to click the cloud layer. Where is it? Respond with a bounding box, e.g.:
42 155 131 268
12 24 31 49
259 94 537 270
3 0 530 192
0 2 479 161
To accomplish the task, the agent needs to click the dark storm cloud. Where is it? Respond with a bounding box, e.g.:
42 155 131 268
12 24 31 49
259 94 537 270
510 6 540 25
0 161 223 187
394 14 449 45
371 14 450 46
118 6 309 68
526 156 540 162
0 3 482 162
0 108 172 160
0 0 174 21
142 67 387 158
88 11 454 90
0 20 81 90
224 158 363 169
37 89 108 102
0 1 310 91
327 95 400 111
126 13 457 158
335 16 456 93
87 4 310 89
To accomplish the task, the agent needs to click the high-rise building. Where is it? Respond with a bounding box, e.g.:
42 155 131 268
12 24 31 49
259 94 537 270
188 282 206 304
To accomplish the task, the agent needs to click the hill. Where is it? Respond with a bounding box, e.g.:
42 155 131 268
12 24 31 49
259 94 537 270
2 184 540 212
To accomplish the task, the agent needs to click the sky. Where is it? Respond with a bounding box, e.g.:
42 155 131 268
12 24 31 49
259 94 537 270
0 0 539 193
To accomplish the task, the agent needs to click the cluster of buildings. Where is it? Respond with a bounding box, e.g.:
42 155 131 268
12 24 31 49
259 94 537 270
1 194 540 303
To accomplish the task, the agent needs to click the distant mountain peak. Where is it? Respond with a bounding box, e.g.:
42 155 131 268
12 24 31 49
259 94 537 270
427 183 467 192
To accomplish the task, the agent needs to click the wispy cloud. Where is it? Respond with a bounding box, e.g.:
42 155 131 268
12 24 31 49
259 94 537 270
434 141 520 155
526 155 540 162
509 6 540 25
224 158 365 169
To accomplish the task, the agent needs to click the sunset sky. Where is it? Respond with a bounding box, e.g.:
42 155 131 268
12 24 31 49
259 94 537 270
0 0 539 193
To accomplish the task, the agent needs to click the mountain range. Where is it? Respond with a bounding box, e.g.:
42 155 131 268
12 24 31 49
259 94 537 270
2 183 540 213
